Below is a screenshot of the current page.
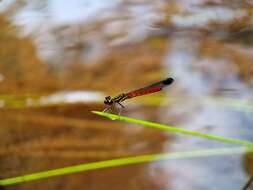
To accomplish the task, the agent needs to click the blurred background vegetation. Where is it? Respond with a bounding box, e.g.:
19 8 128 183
0 0 253 189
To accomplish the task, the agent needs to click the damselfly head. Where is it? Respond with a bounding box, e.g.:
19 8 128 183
104 96 113 105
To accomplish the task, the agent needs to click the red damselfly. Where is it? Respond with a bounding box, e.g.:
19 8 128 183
103 77 174 113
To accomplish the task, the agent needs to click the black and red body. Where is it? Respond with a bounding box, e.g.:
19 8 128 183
103 77 174 112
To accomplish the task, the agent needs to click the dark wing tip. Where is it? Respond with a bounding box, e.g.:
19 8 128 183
163 77 174 85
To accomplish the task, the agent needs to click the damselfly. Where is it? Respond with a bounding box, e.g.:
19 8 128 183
103 77 174 113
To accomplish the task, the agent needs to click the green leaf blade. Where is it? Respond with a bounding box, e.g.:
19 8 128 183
92 111 253 148
0 147 249 186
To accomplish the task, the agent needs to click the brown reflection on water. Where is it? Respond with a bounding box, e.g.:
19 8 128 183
0 103 169 190
243 152 253 186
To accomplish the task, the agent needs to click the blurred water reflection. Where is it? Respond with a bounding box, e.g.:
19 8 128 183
0 0 253 190
150 32 253 189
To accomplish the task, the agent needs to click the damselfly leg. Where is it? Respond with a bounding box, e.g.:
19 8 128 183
103 106 111 112
103 102 124 115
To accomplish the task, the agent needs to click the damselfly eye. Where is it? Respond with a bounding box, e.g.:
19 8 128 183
105 96 111 100
104 96 113 105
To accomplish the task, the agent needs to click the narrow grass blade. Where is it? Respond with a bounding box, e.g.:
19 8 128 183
207 96 253 113
92 111 253 148
134 95 253 113
242 176 253 190
0 147 249 186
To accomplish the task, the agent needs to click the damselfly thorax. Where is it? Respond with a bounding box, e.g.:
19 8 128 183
103 77 174 114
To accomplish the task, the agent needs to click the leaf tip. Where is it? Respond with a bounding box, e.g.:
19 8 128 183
91 111 104 116
91 111 120 121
